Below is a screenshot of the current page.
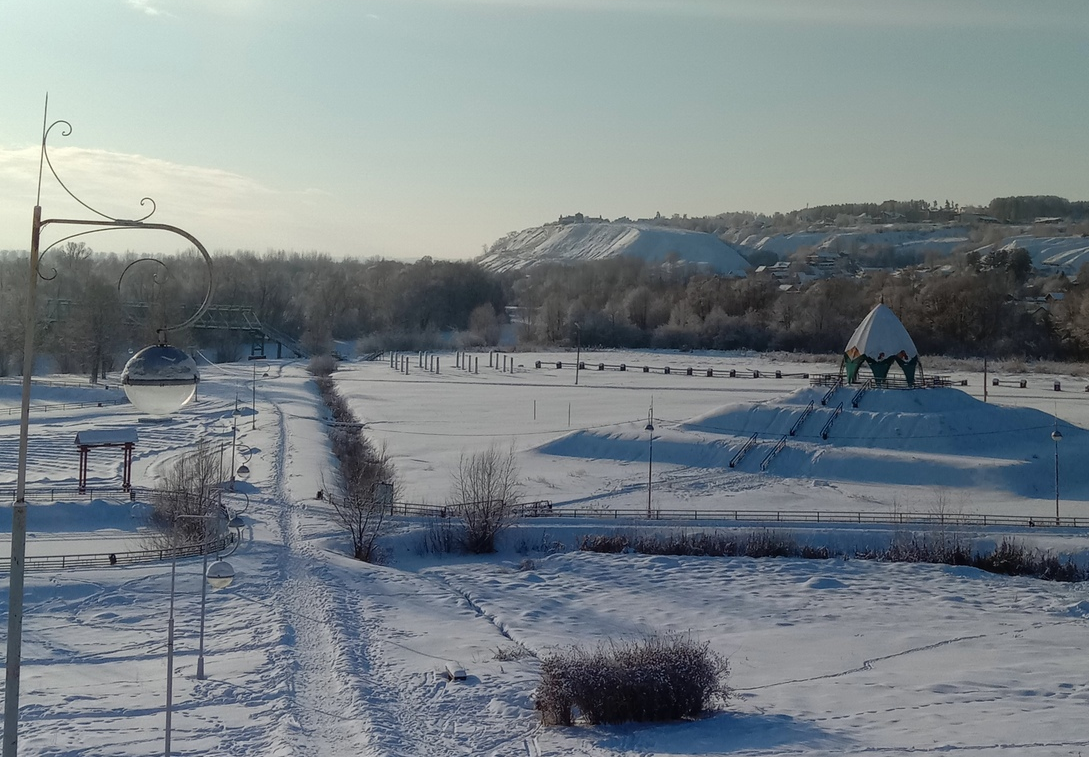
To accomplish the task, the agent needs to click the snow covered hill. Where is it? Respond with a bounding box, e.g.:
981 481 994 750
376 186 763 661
538 384 1086 501
478 221 751 275
733 225 971 258
996 234 1089 272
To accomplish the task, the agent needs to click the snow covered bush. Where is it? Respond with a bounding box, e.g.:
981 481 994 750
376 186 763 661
535 634 730 726
313 360 398 562
146 439 226 547
448 445 523 553
577 530 829 559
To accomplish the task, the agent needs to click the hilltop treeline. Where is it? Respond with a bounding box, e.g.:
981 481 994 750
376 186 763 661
623 195 1089 236
6 243 1089 379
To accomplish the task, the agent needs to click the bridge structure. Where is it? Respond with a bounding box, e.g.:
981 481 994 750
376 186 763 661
44 299 308 359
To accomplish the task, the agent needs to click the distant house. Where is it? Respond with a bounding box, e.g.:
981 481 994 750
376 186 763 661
959 212 1002 224
755 261 792 281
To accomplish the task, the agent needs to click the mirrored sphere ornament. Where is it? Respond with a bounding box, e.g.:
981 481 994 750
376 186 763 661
206 560 236 590
121 344 200 415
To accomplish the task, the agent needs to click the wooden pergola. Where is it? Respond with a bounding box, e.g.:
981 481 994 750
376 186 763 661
75 429 139 494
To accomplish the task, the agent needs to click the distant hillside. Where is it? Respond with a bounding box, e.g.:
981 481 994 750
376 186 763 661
732 225 971 259
479 220 750 276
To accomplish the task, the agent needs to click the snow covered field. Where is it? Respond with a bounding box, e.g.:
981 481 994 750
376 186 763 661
0 350 1088 756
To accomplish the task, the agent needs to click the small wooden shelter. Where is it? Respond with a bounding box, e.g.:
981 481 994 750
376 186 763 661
75 429 138 493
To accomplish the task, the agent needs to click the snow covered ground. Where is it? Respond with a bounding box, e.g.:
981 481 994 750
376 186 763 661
0 350 1087 756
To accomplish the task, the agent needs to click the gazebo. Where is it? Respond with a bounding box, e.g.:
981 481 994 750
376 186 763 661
843 303 921 387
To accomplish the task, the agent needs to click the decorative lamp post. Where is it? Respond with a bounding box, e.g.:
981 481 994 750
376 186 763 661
230 399 241 491
249 355 267 430
235 445 253 479
574 322 581 386
1052 419 1062 526
164 511 235 757
645 405 654 520
4 102 214 757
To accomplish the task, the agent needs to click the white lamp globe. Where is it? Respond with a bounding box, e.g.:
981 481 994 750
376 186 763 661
121 344 199 415
206 560 235 590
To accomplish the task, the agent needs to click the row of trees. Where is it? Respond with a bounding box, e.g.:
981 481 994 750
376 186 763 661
512 254 1076 358
8 241 1089 373
0 246 506 376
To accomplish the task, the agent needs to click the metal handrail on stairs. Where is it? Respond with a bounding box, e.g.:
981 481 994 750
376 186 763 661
729 433 759 469
789 401 815 436
760 436 788 471
851 379 873 408
820 403 843 440
821 378 841 406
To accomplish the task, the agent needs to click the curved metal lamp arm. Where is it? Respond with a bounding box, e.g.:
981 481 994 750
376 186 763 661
37 217 215 335
33 109 214 337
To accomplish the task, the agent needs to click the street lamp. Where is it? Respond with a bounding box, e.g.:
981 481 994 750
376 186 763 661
165 510 236 757
230 398 241 491
1052 419 1062 526
574 322 581 386
645 405 654 520
249 355 267 430
236 446 253 479
4 103 214 757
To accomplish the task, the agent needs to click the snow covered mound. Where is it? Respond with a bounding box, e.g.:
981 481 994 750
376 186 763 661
479 221 750 275
539 386 1089 499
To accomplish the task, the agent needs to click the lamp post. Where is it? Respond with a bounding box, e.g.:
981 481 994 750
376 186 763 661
230 398 241 491
645 405 654 520
574 322 581 386
164 511 236 757
1052 419 1062 526
249 355 267 430
4 103 214 757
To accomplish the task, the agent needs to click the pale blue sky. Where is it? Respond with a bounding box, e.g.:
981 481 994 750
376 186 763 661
1 0 1087 259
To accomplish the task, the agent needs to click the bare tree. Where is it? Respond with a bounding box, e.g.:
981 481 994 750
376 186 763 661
449 445 523 553
145 439 226 548
326 443 398 562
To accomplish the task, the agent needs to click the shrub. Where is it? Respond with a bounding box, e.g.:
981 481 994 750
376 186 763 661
535 634 730 726
145 439 226 548
448 445 523 554
493 642 534 661
308 353 337 377
576 531 1082 583
576 530 815 559
313 363 398 562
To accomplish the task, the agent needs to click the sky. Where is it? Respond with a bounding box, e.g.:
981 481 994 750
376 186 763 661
1 0 1088 261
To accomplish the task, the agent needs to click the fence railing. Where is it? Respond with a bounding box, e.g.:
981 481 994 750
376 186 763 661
0 533 234 574
514 507 1089 529
0 377 120 391
0 398 128 416
379 499 1088 529
811 374 956 392
533 361 811 380
0 487 140 503
384 499 555 518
